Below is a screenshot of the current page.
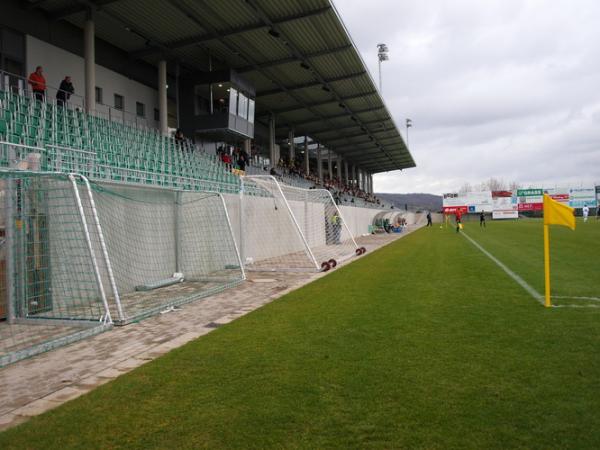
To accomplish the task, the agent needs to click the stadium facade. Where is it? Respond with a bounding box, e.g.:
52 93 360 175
0 0 416 366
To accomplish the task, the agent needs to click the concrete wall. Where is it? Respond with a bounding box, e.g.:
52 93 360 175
223 193 380 268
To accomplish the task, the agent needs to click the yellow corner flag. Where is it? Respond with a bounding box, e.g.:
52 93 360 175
542 194 576 307
543 194 575 230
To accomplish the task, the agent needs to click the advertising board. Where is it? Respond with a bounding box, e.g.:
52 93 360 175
569 188 597 208
492 196 518 219
543 188 570 204
517 188 543 211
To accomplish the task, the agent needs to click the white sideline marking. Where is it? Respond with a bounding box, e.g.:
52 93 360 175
552 295 600 302
461 232 600 309
460 231 544 305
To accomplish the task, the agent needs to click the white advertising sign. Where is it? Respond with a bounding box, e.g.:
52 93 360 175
492 196 518 219
569 188 597 208
464 191 493 213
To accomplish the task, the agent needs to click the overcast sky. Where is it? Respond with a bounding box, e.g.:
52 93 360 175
333 0 600 194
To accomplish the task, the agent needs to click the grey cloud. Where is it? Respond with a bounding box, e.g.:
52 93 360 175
334 0 600 194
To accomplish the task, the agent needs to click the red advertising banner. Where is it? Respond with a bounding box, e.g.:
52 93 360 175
550 194 569 203
518 202 543 211
492 190 513 198
443 206 468 214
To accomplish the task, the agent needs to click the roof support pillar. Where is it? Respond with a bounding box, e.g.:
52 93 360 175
317 144 323 183
370 173 374 194
304 135 309 176
158 60 168 135
352 165 357 187
327 149 333 181
288 127 295 163
336 154 342 181
84 12 95 113
269 115 276 165
344 160 349 185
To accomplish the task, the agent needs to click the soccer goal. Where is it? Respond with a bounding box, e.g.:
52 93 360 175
240 175 362 272
0 170 112 367
88 181 245 324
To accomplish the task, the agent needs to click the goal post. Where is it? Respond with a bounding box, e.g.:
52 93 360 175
0 170 112 367
240 175 361 272
87 181 245 324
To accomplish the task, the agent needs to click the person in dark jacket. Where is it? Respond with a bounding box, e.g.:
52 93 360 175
56 76 74 107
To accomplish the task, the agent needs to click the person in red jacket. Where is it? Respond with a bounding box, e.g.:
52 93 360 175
28 66 46 101
455 209 462 233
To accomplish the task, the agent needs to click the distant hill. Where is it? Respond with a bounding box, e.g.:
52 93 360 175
376 193 443 212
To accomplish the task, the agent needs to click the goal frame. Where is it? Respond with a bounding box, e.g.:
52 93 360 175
240 175 360 272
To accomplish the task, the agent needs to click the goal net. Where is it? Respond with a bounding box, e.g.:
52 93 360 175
240 175 361 272
0 171 112 367
88 181 245 324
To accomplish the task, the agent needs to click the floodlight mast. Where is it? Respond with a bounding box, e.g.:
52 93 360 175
377 43 389 94
406 118 412 148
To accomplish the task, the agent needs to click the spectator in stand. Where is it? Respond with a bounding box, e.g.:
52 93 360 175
270 166 278 177
28 66 46 101
56 76 74 107
220 149 232 169
237 147 248 172
174 129 185 149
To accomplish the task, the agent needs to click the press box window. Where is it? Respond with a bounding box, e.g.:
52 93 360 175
136 102 145 118
114 94 124 111
95 87 103 104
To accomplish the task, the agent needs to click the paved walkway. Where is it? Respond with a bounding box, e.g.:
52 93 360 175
0 228 420 431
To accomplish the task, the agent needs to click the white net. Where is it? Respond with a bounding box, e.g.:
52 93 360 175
89 182 245 324
241 175 361 272
0 171 111 367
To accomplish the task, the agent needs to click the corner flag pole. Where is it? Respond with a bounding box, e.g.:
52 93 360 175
542 194 575 308
543 223 551 308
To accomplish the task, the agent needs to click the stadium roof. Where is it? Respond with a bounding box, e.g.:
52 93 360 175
26 0 416 173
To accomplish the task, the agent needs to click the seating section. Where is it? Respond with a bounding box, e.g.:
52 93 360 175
1 89 386 207
0 89 240 193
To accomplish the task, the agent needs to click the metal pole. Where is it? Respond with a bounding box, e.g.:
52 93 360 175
175 191 181 273
304 136 309 176
78 175 122 322
175 62 181 128
158 60 168 135
378 58 382 93
4 173 15 323
84 12 96 113
208 52 214 115
317 143 322 182
219 192 246 280
68 174 112 324
239 177 245 265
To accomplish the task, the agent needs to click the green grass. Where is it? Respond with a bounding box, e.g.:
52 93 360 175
1 224 599 449
462 218 600 304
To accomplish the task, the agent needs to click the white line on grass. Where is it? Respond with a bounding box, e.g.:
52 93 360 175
461 231 600 308
460 231 544 305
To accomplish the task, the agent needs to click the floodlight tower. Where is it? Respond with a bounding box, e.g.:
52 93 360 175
377 43 389 94
406 118 412 147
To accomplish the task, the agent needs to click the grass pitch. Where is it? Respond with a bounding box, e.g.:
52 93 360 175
1 222 599 449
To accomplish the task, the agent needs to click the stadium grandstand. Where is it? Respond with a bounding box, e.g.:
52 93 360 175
0 0 415 366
